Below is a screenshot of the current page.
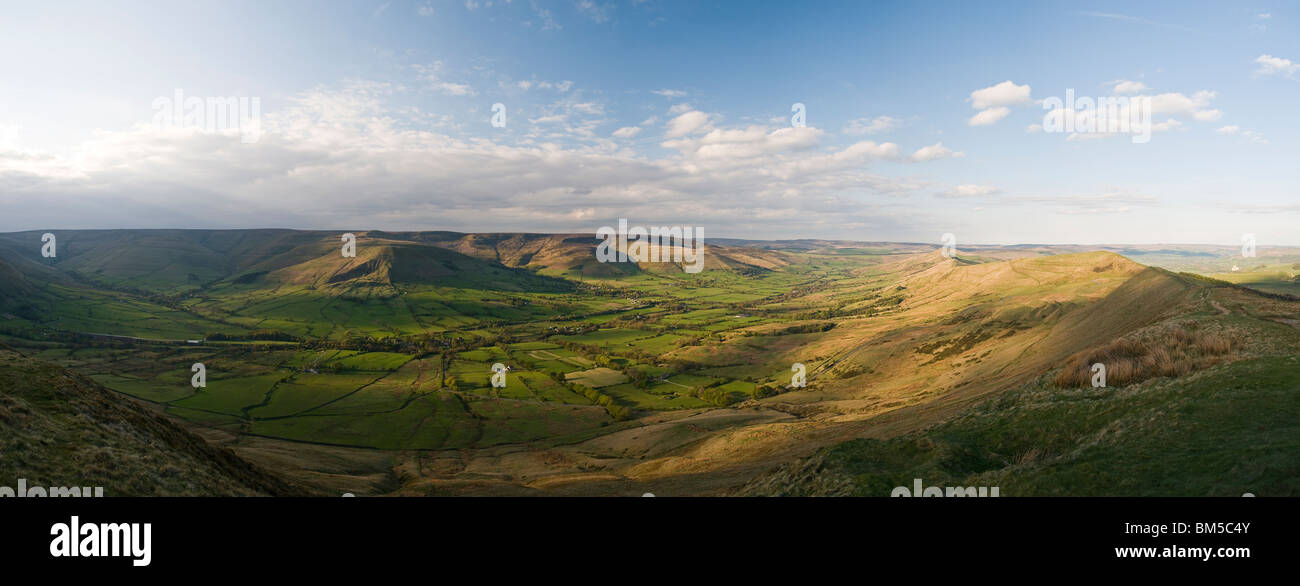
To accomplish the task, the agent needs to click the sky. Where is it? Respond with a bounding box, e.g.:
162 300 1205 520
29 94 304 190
0 0 1297 245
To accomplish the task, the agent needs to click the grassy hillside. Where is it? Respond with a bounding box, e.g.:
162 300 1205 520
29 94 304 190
3 229 1298 496
0 344 314 496
740 284 1300 496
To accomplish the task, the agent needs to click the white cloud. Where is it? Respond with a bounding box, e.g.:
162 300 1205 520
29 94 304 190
968 107 1010 126
842 115 902 135
1041 89 1221 141
417 3 434 16
661 125 824 160
520 80 573 92
1151 119 1183 132
1255 54 1299 76
910 142 963 162
435 82 474 96
1111 80 1149 95
1149 90 1219 119
575 0 612 23
967 81 1031 126
1192 109 1222 122
1242 130 1268 144
415 61 477 96
940 184 1000 198
612 126 641 138
651 89 687 98
664 110 712 138
970 80 1032 110
0 83 944 236
571 102 604 116
1216 125 1266 143
668 103 693 115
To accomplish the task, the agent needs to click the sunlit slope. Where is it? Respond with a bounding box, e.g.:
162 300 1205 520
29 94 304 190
231 237 573 292
0 344 312 495
590 253 1218 489
380 231 795 277
740 273 1300 496
667 251 1158 410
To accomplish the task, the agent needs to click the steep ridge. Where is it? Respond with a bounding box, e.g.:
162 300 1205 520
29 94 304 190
0 344 313 496
245 238 576 292
603 253 1213 492
0 229 326 293
738 265 1295 496
0 230 801 300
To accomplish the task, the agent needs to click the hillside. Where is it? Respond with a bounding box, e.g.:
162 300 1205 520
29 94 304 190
0 344 314 496
739 281 1300 496
234 238 573 292
2 229 1297 497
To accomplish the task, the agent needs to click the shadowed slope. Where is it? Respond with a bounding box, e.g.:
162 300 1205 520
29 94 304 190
0 345 314 496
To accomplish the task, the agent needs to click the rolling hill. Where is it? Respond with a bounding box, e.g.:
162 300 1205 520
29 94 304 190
0 343 313 496
1 229 1297 496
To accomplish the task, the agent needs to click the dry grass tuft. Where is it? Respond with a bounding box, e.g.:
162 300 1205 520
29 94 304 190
1054 325 1239 388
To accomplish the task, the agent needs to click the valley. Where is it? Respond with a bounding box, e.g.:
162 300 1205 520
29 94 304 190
1 229 1298 496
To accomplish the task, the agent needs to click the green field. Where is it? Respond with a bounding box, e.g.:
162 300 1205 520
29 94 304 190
4 229 1299 496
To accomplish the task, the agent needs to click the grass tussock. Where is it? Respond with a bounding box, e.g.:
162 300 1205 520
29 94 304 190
1054 325 1239 388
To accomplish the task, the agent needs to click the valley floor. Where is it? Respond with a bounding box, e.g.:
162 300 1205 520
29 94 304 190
3 231 1299 496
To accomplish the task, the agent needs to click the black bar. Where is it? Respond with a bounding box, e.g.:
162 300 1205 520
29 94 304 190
2 497 1286 575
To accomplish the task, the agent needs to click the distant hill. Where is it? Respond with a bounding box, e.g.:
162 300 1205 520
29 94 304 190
230 236 574 292
0 229 797 297
0 344 314 496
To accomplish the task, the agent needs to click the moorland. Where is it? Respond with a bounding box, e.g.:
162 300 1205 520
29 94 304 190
1 229 1297 496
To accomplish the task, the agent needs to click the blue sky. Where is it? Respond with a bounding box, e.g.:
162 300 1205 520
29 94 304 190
1 0 1297 245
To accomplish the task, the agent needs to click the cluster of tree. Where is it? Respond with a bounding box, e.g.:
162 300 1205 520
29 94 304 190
548 323 600 336
622 366 652 389
204 329 299 342
545 371 631 420
743 321 836 337
694 385 735 407
558 340 655 366
752 384 781 399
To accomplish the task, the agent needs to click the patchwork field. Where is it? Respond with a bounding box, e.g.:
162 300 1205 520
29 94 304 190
3 230 1298 496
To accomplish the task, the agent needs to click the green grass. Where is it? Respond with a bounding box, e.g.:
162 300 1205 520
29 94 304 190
564 367 627 388
603 382 710 410
169 372 287 415
251 393 482 449
817 356 1300 496
91 373 195 403
248 372 386 418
